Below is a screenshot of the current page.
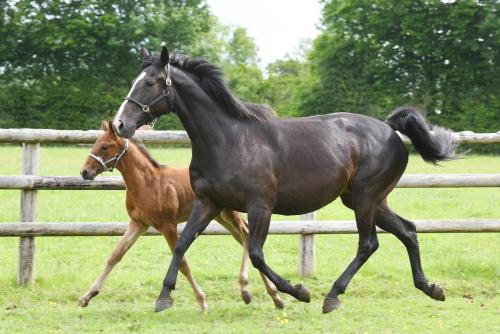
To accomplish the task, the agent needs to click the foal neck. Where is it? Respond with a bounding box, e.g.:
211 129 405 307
116 141 161 187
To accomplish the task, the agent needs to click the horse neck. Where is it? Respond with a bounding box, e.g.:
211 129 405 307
116 142 158 195
171 69 237 157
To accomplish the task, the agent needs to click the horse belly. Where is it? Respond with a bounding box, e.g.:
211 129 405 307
274 174 348 215
273 152 352 215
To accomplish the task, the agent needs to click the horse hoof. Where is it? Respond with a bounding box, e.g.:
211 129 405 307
241 290 252 305
430 284 445 301
155 295 174 312
294 284 311 303
273 297 285 309
322 297 341 314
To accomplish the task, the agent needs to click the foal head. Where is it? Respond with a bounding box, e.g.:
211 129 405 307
80 120 127 180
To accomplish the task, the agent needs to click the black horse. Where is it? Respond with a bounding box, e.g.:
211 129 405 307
112 46 456 313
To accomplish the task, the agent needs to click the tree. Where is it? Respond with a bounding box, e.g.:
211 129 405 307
0 0 212 130
306 0 500 131
262 46 316 117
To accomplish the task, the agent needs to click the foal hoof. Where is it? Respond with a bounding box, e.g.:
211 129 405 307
241 290 252 305
273 297 285 310
294 284 311 303
77 298 89 308
78 291 98 308
429 283 445 301
155 295 174 313
322 297 341 314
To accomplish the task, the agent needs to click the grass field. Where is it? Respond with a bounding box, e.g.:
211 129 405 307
0 145 499 333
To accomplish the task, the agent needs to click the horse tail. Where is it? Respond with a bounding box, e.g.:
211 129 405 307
385 106 457 164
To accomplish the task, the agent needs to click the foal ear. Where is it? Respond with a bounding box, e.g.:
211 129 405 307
101 120 109 131
160 45 170 67
141 45 150 59
107 120 116 136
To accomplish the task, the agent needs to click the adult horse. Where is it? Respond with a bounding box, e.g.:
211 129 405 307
112 46 456 313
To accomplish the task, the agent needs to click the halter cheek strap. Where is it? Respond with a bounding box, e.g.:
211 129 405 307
89 139 129 172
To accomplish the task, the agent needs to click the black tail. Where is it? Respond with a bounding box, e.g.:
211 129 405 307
385 106 457 164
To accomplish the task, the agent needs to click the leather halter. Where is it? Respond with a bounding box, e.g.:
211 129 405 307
124 64 174 127
89 139 129 172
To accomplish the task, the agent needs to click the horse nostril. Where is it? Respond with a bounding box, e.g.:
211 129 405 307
118 120 124 130
81 170 88 179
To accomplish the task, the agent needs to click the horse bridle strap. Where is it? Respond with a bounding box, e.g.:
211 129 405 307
89 139 129 172
123 64 174 127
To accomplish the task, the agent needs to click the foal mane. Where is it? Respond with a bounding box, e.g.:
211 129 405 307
130 138 164 169
143 53 276 122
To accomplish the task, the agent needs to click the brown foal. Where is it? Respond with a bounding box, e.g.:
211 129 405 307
78 121 283 311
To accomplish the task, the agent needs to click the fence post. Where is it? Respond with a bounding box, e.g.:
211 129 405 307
18 143 39 285
298 211 316 277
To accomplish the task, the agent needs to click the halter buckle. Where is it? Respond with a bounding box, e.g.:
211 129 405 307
142 105 150 113
166 77 172 86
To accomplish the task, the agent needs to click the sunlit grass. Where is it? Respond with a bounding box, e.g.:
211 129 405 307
0 145 499 333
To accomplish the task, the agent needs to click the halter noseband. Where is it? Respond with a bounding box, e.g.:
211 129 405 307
123 64 174 128
89 139 129 172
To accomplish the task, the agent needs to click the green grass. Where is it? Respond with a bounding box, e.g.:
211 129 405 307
0 145 499 333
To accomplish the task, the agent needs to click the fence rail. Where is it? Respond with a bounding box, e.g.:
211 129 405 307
1 128 499 283
1 174 500 190
1 128 499 144
1 220 499 237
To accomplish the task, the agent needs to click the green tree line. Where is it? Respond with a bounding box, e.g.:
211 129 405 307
1 0 498 137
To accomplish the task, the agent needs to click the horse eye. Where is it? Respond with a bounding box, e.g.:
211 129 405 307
101 145 109 151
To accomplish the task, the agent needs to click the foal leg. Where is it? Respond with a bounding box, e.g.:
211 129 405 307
78 219 147 307
155 196 221 312
247 205 310 303
162 225 208 313
215 211 252 304
217 209 285 308
374 202 445 301
323 198 379 313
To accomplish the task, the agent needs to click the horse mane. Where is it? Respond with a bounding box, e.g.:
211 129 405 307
142 53 276 122
130 138 165 169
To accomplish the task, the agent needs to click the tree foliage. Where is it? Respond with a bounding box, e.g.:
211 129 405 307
0 0 212 130
306 0 499 132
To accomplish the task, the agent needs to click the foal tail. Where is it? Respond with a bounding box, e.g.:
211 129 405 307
385 106 457 164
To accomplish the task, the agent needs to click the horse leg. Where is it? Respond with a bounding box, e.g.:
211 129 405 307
323 196 379 313
247 205 310 303
162 225 208 313
374 202 445 301
155 196 221 312
78 219 147 307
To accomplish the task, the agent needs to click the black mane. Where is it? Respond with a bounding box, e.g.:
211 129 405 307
130 138 164 168
142 54 276 122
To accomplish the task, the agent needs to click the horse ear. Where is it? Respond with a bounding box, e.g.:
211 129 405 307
141 45 150 59
101 120 109 131
107 120 116 136
160 45 169 67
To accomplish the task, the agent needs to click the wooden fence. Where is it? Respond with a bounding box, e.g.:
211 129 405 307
1 128 499 283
